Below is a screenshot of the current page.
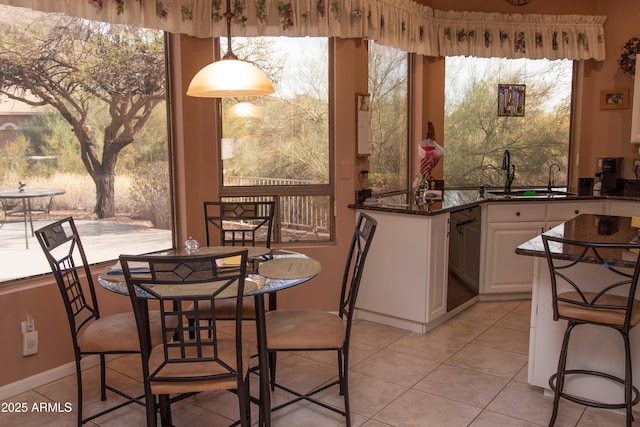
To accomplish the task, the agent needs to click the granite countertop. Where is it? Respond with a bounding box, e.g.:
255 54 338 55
515 213 640 269
351 187 640 216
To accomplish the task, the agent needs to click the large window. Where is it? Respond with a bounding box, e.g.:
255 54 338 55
444 57 573 189
0 6 173 283
220 37 331 243
368 41 409 194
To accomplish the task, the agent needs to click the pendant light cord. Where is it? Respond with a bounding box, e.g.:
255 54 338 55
223 0 238 60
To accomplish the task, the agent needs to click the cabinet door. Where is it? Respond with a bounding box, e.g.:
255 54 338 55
482 221 545 294
426 213 449 322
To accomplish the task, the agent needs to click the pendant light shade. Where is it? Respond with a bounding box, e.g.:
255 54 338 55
187 59 274 98
186 0 274 98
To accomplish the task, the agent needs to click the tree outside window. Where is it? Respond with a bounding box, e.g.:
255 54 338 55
368 41 409 194
0 5 172 283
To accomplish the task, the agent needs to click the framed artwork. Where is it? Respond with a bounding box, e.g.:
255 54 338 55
356 93 370 156
600 88 629 110
498 84 526 117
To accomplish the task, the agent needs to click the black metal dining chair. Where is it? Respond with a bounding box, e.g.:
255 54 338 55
542 234 640 427
35 217 167 426
265 213 377 426
188 200 276 327
204 200 275 248
119 250 253 427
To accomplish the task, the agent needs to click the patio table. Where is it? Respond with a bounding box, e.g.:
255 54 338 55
0 187 65 249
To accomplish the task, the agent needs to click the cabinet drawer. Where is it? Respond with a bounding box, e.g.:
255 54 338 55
486 203 546 222
546 201 604 221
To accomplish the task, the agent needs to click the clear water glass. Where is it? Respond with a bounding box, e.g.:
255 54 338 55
185 237 199 254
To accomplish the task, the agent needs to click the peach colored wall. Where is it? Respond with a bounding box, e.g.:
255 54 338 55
0 270 138 387
578 0 640 182
3 0 640 389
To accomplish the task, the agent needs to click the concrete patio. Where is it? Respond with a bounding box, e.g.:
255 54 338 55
0 218 172 282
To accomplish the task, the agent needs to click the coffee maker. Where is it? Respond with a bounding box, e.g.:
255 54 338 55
598 157 623 194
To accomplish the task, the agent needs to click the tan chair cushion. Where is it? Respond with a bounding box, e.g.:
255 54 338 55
78 310 168 353
558 292 640 326
186 297 257 320
148 338 255 395
266 310 346 350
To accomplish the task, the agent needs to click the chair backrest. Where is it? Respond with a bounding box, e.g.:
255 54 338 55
541 234 640 330
339 213 377 330
35 217 99 349
119 250 249 384
204 201 275 247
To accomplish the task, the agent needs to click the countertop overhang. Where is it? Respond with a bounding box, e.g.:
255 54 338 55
516 213 640 269
350 189 640 216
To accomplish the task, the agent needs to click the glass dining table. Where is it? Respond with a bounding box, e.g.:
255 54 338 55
98 246 321 427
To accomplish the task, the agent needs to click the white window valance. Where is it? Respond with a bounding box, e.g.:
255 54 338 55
1 0 606 60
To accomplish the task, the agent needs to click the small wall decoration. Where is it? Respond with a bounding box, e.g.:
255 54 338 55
498 84 526 117
356 93 370 156
620 36 640 76
600 89 630 110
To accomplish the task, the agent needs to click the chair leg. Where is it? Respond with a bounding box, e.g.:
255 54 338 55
268 350 277 392
549 322 575 427
75 359 83 427
622 330 634 427
337 350 345 396
159 394 172 427
237 375 251 427
340 349 351 427
99 354 107 401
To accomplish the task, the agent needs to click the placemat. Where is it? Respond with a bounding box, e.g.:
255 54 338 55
258 258 321 279
147 279 258 298
198 246 270 259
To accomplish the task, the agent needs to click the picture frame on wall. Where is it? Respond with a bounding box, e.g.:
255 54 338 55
600 88 630 110
498 84 526 117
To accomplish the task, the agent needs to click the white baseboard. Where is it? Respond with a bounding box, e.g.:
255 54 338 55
0 355 106 401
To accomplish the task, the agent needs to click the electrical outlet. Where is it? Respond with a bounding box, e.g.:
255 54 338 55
22 330 38 356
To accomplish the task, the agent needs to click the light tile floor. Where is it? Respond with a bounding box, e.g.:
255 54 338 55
3 300 637 426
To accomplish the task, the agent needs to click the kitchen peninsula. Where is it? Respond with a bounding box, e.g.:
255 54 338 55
352 189 640 333
516 213 640 406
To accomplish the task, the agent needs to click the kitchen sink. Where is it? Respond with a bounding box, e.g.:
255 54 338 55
487 189 576 197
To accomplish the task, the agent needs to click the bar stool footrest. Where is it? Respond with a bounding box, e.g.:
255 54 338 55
550 369 640 410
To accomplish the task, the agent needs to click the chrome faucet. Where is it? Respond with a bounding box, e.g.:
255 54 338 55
547 163 561 191
501 150 515 193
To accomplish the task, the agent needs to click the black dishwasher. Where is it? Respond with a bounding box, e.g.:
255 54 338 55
448 206 481 311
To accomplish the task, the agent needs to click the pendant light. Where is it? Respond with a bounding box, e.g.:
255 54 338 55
186 0 274 98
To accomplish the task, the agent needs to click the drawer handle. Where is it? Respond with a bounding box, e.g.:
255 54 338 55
516 211 521 216
574 210 579 214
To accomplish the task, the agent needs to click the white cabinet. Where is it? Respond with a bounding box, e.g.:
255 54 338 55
482 203 546 294
484 221 545 294
482 200 607 295
355 209 449 333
